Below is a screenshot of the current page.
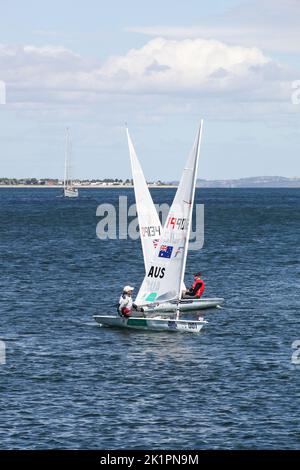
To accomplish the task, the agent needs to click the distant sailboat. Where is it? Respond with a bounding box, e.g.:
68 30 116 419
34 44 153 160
94 121 223 333
63 128 78 198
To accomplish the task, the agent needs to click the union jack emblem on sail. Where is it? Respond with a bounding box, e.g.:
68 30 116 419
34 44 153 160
153 239 159 248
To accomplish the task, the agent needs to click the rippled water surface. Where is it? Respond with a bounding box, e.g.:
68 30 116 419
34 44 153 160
0 188 299 449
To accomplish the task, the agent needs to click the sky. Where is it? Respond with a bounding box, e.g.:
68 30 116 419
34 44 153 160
0 0 300 180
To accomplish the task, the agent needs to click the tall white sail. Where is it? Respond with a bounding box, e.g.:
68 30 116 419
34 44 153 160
127 128 162 273
135 121 203 305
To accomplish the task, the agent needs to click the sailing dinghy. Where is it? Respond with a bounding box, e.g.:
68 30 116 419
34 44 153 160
63 128 79 198
94 121 221 333
93 315 206 333
126 126 223 313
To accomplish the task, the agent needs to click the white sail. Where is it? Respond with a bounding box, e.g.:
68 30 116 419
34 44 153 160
135 121 203 305
126 128 162 273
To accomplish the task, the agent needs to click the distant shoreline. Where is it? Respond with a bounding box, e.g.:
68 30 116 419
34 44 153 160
0 184 299 189
1 176 299 189
0 184 175 189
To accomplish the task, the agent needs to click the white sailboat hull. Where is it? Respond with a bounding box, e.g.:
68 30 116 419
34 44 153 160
142 297 224 313
64 187 79 198
94 315 206 333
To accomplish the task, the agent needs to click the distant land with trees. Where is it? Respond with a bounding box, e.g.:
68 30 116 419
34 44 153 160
0 176 299 188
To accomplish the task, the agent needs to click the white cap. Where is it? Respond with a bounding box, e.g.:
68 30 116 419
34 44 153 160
123 285 134 293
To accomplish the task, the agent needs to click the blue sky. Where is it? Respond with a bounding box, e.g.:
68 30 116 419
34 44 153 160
0 0 299 180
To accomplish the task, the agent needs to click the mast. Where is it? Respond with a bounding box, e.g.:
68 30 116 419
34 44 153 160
177 120 203 303
64 127 69 189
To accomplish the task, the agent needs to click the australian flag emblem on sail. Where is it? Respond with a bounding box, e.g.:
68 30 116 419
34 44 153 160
158 245 173 258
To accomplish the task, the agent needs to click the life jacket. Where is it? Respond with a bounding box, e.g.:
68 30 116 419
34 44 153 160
121 307 131 317
192 277 205 298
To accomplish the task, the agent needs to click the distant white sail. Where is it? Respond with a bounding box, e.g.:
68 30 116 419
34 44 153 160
126 128 162 273
135 121 203 305
64 128 78 198
64 127 70 190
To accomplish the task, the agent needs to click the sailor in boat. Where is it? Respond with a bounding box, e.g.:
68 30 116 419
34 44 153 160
118 286 145 317
182 272 205 299
118 286 134 317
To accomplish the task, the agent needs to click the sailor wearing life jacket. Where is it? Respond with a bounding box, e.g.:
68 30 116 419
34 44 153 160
182 272 205 299
118 285 134 317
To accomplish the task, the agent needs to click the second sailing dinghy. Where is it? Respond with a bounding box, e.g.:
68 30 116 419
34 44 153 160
94 121 220 333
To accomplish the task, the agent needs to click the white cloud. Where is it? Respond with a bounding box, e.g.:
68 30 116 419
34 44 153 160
99 37 274 94
22 45 80 58
0 36 294 119
126 26 251 40
0 43 92 93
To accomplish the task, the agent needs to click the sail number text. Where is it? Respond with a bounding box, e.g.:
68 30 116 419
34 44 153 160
166 217 187 230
